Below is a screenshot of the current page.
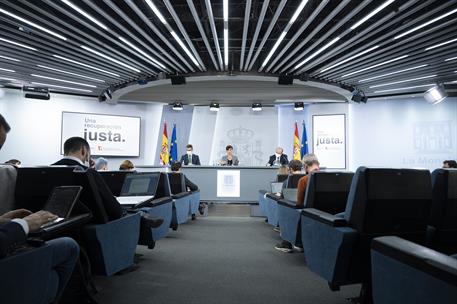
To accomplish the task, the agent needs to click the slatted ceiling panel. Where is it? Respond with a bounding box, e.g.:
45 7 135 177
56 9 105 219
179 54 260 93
0 0 456 99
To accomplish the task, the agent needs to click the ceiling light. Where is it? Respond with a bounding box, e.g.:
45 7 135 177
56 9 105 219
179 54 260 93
0 77 18 81
210 102 220 112
295 37 341 70
341 55 408 78
425 38 457 51
351 0 395 30
169 31 199 67
30 74 97 88
80 45 141 73
261 0 309 69
0 8 67 40
118 36 166 69
320 45 380 73
252 102 262 111
445 57 457 61
37 65 105 82
61 0 108 30
172 102 183 111
0 68 15 73
52 54 120 77
373 84 434 93
359 64 428 82
424 84 447 105
223 0 228 68
0 37 37 51
31 82 93 92
144 0 167 24
394 8 457 40
294 102 304 111
0 55 20 62
369 75 437 88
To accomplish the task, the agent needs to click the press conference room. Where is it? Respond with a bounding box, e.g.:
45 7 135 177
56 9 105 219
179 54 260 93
0 1 456 304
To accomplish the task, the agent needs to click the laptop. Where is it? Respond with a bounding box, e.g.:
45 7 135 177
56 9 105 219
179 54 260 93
116 172 160 206
282 188 298 202
271 182 284 194
40 186 83 229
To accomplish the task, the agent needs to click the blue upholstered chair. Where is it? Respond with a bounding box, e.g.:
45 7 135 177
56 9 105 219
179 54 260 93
0 244 58 304
429 168 457 254
167 173 192 225
301 167 432 297
285 173 306 188
371 236 457 304
139 197 173 241
189 190 201 216
277 171 353 245
258 190 268 217
83 212 141 276
265 193 282 227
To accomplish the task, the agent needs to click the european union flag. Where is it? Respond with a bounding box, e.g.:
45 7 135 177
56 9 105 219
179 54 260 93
301 121 309 159
170 124 178 162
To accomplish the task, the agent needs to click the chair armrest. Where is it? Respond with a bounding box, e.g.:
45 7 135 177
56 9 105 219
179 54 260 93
372 236 457 286
278 199 301 209
301 208 348 227
172 192 191 199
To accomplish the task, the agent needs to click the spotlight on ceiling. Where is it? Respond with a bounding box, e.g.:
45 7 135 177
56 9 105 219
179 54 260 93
424 84 447 105
209 102 220 112
294 102 304 111
351 89 367 103
252 102 262 111
172 102 184 111
171 75 186 85
278 75 294 85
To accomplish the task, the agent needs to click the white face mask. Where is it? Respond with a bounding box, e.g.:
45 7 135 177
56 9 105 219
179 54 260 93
275 153 281 158
186 151 192 156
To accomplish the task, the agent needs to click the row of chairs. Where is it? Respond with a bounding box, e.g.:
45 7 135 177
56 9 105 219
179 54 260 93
259 168 457 303
0 165 200 303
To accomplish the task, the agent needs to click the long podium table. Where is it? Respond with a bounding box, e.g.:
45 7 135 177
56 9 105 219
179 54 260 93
136 166 278 203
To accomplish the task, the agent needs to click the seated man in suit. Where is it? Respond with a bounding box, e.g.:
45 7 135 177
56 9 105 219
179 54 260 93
171 161 201 219
53 136 91 169
268 147 289 166
0 114 79 302
180 144 201 166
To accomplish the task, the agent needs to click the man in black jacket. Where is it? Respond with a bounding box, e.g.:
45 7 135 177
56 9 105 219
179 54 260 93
0 114 79 302
268 147 289 166
53 136 91 169
180 144 201 166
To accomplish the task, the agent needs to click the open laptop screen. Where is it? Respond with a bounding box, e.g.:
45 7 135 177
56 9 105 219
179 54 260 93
43 186 82 218
120 172 160 196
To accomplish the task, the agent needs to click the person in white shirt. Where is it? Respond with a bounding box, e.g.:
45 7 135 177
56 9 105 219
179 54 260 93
267 147 289 166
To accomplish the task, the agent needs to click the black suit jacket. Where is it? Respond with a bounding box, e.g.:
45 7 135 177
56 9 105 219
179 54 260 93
52 158 88 170
0 222 27 258
268 154 289 166
184 176 198 191
180 154 201 166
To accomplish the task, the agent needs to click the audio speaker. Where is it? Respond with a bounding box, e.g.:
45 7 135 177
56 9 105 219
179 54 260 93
278 75 294 85
171 75 186 85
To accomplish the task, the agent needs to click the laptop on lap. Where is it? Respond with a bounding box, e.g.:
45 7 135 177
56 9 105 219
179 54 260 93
116 172 160 206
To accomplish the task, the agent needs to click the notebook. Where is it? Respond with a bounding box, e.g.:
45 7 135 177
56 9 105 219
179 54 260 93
282 188 298 202
270 182 284 194
116 172 160 206
39 186 83 229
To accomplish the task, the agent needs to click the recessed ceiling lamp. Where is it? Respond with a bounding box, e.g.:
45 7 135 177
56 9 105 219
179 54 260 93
80 45 141 73
0 68 15 73
52 54 120 77
0 37 37 51
61 0 108 30
369 75 437 88
295 37 341 70
320 45 380 73
294 102 304 111
425 38 457 51
394 8 457 40
359 64 428 82
445 56 457 61
30 74 97 88
31 81 93 92
223 0 229 69
172 102 183 111
373 84 434 93
350 0 395 30
118 36 166 70
209 102 220 112
37 65 105 82
0 55 20 62
0 8 67 40
341 55 408 78
252 102 262 111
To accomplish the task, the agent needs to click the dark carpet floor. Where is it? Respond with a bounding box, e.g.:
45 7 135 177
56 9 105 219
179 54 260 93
93 208 359 304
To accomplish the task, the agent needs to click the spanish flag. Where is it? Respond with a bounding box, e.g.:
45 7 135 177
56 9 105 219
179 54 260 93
160 122 169 165
293 122 301 160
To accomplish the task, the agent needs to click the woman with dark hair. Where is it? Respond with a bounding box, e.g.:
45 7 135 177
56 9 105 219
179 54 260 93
219 145 239 166
443 160 457 168
119 160 135 171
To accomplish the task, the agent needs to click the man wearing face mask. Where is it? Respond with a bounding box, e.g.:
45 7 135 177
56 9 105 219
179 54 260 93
267 147 289 166
53 137 92 169
180 144 201 166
